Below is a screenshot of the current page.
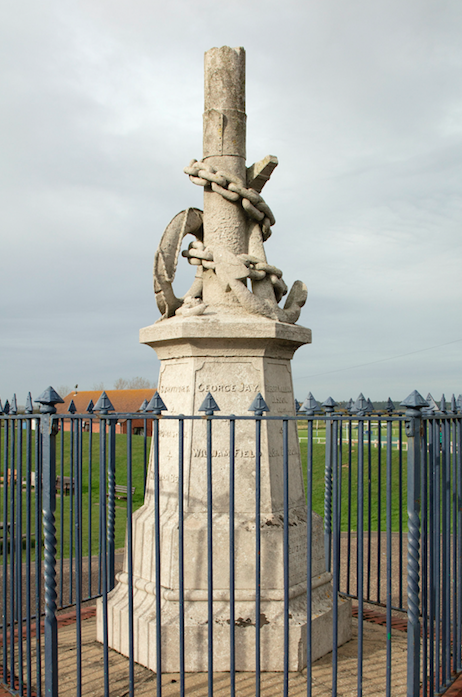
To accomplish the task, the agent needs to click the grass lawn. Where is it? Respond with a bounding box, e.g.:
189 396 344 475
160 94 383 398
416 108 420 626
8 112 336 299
298 424 408 533
1 429 150 560
1 422 410 562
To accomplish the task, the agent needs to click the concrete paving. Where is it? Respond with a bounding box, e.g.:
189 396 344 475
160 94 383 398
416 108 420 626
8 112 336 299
45 614 408 696
0 534 416 695
3 605 409 696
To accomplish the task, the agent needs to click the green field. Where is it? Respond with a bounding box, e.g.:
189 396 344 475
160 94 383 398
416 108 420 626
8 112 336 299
297 426 408 533
0 430 150 559
0 423 409 561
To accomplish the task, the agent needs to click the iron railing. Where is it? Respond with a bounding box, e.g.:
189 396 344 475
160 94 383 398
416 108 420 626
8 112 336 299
0 388 461 696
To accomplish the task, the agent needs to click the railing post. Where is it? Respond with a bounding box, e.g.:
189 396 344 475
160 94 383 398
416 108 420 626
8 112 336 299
146 390 168 696
249 393 270 697
35 387 64 697
322 397 337 572
352 392 367 695
198 392 220 697
456 394 462 675
92 391 116 695
401 390 428 697
93 392 116 595
107 416 117 591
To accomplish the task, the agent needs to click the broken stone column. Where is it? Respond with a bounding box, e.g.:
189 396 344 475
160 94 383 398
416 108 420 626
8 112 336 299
98 45 351 672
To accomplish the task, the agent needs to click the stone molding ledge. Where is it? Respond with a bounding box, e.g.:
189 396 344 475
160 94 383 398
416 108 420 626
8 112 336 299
140 315 312 346
114 570 333 602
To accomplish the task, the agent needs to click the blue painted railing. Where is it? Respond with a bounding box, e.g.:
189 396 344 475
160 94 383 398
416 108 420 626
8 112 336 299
0 387 461 696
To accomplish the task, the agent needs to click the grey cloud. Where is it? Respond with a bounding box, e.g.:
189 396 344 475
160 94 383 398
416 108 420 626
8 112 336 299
1 0 462 401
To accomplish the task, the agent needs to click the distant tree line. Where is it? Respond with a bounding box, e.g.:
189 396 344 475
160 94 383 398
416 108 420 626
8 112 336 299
55 378 156 399
112 377 156 390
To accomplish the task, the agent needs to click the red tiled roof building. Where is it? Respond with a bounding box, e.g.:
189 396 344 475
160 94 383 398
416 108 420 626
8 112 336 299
56 389 156 435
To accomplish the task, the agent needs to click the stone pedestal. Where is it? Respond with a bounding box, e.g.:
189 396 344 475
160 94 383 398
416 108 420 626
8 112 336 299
97 314 351 671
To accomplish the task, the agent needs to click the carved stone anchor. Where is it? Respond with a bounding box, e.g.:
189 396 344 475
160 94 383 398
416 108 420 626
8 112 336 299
153 207 206 319
154 159 307 323
153 46 307 325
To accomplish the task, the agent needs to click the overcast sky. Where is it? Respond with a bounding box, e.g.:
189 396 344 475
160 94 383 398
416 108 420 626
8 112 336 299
1 0 462 407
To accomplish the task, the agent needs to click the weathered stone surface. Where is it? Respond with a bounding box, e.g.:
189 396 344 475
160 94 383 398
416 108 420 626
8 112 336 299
203 46 247 306
99 316 351 671
140 313 312 348
203 47 246 159
154 46 307 324
101 579 351 672
99 45 351 672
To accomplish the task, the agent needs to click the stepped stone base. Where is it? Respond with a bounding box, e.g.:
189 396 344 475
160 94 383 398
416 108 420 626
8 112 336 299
97 574 351 672
97 315 351 671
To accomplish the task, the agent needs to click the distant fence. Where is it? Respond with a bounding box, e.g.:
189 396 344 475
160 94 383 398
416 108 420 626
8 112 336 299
0 388 461 696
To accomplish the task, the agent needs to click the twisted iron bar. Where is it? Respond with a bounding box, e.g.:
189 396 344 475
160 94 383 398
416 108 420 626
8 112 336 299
324 421 332 572
43 509 58 622
107 421 116 590
406 510 421 627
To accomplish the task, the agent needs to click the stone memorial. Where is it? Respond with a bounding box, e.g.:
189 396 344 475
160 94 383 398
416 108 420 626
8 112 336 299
98 46 351 672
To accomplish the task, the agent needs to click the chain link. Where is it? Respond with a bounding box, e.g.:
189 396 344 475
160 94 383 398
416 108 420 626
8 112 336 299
184 159 275 239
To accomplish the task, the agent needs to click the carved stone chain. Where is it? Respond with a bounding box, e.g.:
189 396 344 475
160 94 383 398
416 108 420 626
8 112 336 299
184 159 275 241
153 152 307 324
